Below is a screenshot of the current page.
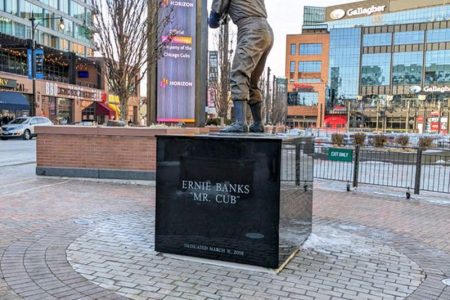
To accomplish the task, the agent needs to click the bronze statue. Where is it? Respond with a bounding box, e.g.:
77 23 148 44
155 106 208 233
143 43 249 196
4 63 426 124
209 0 274 133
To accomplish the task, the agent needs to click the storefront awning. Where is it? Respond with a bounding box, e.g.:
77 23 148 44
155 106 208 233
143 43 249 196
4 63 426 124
0 92 30 112
96 102 115 118
324 115 347 126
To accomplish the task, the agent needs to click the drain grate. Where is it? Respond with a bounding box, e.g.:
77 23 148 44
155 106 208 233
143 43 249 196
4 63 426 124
443 278 450 286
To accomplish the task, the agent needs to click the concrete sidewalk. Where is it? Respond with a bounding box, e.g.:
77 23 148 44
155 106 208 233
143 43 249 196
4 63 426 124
0 164 449 299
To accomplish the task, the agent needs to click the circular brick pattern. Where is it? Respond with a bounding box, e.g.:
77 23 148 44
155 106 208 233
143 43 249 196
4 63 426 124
67 212 425 300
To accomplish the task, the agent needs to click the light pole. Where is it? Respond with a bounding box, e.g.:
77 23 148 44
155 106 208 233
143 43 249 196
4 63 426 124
29 13 64 116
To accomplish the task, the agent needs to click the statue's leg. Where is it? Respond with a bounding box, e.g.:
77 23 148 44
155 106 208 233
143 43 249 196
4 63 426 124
248 24 274 133
222 21 273 133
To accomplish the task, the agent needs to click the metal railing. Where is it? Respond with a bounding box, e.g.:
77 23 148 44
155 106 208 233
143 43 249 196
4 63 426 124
314 143 450 194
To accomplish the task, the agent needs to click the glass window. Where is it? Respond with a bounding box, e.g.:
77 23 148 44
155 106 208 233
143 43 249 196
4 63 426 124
361 53 391 86
299 61 321 73
14 22 26 38
40 0 58 9
427 29 450 43
394 31 424 45
289 61 295 73
392 52 423 85
300 44 322 55
62 18 73 37
303 6 325 25
19 0 43 20
329 28 361 102
5 0 18 15
425 50 450 85
288 92 318 106
85 9 93 26
363 33 392 47
71 1 85 21
60 0 69 14
60 38 69 51
74 24 90 42
0 19 13 35
290 43 296 56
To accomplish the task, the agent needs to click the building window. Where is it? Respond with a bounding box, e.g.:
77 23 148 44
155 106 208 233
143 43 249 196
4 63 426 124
5 0 18 15
394 31 424 45
303 6 325 25
361 53 391 86
288 92 318 106
299 61 321 73
290 61 295 73
71 1 86 21
427 29 450 43
60 0 69 14
329 28 361 101
425 50 450 85
363 33 392 47
299 44 322 55
392 52 423 85
290 43 296 55
0 19 13 35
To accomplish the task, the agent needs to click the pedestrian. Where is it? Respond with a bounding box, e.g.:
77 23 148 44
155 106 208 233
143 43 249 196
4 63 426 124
209 0 274 133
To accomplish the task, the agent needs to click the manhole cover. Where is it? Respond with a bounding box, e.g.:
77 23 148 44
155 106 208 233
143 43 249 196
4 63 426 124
443 278 450 286
74 219 93 225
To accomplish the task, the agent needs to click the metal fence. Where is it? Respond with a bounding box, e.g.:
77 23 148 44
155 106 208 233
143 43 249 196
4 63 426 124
281 138 314 185
314 143 450 194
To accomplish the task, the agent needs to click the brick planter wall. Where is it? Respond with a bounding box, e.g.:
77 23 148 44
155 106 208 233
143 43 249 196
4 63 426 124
36 126 215 180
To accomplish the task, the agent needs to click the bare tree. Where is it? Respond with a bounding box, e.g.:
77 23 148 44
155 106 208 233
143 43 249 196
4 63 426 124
92 0 173 121
208 19 235 121
271 77 288 125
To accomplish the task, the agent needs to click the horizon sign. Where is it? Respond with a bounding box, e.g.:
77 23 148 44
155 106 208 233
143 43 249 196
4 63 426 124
157 0 197 123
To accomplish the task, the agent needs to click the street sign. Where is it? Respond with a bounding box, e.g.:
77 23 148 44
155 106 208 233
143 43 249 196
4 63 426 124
328 148 353 162
35 49 44 79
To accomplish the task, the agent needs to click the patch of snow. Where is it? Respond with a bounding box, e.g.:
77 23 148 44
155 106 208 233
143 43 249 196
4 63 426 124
302 227 374 255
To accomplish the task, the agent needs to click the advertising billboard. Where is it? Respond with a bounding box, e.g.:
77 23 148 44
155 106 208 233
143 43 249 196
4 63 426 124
157 0 197 123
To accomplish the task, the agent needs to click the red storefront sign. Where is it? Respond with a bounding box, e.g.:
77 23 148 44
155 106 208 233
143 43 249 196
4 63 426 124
324 115 347 128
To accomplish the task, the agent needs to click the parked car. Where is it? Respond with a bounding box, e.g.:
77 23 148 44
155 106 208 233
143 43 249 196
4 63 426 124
1 116 53 140
436 136 450 148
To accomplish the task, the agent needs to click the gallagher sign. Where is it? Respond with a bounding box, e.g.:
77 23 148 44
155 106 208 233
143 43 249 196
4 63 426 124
328 2 388 21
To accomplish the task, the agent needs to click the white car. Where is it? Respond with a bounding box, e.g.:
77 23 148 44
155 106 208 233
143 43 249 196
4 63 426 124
1 116 53 140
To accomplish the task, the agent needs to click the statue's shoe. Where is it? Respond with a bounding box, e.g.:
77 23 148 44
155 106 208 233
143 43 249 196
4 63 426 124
220 122 249 133
249 123 264 133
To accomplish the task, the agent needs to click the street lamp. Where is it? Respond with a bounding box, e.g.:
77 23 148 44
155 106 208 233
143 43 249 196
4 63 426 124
29 13 64 116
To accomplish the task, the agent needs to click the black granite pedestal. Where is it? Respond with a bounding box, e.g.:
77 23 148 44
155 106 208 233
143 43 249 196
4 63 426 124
155 135 313 269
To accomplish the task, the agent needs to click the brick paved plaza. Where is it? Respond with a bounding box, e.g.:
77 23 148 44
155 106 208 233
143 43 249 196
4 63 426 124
1 163 450 299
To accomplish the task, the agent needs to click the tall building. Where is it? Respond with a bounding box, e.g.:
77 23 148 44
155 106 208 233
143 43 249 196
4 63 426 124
0 0 94 56
285 29 329 128
0 1 140 125
288 0 450 133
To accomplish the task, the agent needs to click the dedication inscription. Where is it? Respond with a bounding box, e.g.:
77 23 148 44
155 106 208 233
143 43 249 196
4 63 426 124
155 135 282 268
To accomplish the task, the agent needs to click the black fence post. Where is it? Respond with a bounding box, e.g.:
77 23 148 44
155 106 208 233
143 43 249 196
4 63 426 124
353 145 360 188
295 142 301 186
414 148 423 195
